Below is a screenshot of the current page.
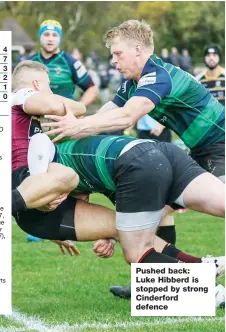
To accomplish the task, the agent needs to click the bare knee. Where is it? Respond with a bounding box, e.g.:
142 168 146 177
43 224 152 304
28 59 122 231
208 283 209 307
123 243 154 264
58 167 79 192
120 228 156 264
49 163 79 192
124 249 141 264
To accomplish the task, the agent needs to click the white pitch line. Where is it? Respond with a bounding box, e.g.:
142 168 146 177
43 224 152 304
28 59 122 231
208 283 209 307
6 310 48 331
39 317 226 332
4 309 225 332
0 328 28 332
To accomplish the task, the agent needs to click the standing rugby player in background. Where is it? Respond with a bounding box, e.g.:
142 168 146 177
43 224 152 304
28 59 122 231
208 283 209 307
30 19 98 106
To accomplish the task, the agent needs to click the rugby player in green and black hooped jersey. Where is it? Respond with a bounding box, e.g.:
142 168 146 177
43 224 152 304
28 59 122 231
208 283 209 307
41 20 225 300
30 20 98 106
56 135 135 197
27 133 225 276
43 20 225 181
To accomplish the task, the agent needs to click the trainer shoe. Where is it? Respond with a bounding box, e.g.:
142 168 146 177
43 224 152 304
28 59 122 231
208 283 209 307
26 235 43 242
110 285 131 299
201 255 225 278
215 284 225 308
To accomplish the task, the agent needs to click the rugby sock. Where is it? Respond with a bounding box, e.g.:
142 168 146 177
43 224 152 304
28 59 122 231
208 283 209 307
156 225 176 245
138 248 179 263
162 244 201 263
12 189 27 216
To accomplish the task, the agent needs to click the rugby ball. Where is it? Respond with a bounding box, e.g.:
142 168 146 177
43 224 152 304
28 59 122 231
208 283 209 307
39 115 53 132
39 115 68 143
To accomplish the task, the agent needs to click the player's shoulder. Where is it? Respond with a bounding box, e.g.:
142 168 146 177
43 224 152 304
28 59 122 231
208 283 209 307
63 52 77 65
63 52 88 73
144 55 160 72
28 52 40 60
138 54 171 87
12 88 38 106
146 54 172 77
147 54 170 71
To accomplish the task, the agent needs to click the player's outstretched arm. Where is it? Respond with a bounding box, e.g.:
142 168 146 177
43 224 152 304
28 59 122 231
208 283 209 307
42 96 155 142
96 101 119 114
24 93 86 117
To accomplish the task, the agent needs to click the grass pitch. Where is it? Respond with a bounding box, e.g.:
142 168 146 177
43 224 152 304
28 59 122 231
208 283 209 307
1 194 225 332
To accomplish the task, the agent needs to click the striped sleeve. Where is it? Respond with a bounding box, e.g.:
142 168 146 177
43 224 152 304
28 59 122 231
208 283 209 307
134 66 172 106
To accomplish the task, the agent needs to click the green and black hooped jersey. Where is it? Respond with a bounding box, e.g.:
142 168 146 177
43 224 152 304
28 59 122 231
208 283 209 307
30 51 94 99
56 135 136 194
113 54 225 149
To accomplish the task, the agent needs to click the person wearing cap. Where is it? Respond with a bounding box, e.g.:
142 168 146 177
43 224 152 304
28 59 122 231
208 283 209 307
30 20 98 106
196 46 225 106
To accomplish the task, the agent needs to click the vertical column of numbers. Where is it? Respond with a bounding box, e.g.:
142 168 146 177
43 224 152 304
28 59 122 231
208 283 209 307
0 31 12 315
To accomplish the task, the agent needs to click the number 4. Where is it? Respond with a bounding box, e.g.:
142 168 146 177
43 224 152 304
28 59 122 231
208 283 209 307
3 47 7 52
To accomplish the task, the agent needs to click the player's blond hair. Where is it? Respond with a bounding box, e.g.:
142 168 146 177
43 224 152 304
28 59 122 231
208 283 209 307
104 20 154 50
12 60 48 91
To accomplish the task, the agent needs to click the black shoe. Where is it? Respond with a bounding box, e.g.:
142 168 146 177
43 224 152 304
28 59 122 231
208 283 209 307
109 285 131 299
219 301 225 309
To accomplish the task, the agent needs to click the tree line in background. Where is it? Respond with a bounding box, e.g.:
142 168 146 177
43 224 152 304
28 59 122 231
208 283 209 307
0 1 225 63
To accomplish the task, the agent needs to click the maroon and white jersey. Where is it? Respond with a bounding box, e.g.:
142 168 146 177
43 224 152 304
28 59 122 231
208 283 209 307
12 88 43 172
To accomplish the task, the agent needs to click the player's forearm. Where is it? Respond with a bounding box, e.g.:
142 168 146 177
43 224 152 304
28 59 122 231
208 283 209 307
79 85 99 107
25 93 86 117
71 107 135 138
51 94 86 117
96 101 118 114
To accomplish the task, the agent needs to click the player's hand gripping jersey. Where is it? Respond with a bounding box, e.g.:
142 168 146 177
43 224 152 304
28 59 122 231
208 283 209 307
113 54 225 149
